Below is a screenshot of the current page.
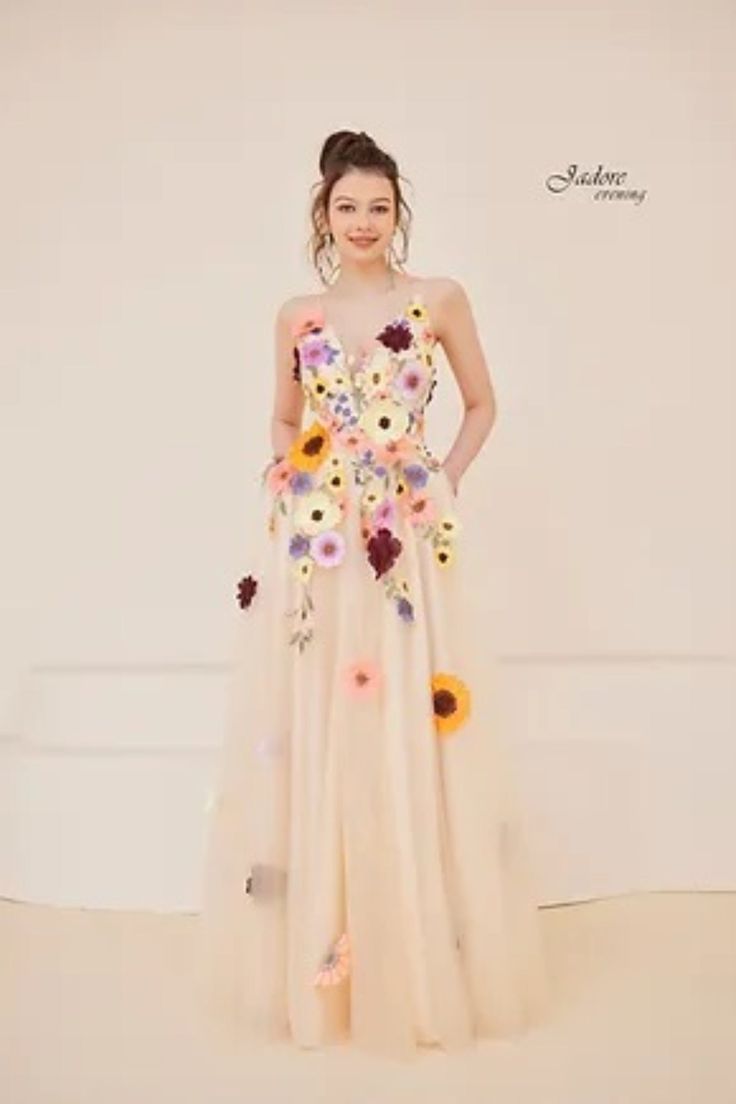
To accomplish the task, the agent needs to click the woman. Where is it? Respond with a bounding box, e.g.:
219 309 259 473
197 129 550 1058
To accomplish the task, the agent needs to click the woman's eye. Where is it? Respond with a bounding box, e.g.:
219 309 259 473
336 205 389 214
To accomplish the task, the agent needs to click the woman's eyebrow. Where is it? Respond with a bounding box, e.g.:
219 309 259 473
333 194 391 202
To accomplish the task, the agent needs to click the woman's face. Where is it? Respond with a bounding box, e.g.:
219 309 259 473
327 170 396 264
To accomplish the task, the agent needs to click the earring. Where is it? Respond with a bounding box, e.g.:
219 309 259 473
323 232 339 284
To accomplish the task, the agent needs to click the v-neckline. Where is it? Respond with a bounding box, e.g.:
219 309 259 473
318 282 420 367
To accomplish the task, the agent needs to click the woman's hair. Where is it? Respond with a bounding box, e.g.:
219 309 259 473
307 129 413 286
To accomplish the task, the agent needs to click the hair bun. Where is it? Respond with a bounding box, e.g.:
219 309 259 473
319 129 375 175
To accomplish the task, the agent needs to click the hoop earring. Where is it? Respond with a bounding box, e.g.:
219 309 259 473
323 232 339 284
388 235 404 270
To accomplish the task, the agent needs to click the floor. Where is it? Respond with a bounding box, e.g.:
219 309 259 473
2 891 735 1104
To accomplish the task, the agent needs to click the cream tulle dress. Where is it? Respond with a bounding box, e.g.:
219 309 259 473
196 279 551 1058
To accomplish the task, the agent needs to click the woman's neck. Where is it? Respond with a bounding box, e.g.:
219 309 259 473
326 263 400 299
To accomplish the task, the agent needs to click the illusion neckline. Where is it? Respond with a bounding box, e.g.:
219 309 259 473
316 281 428 367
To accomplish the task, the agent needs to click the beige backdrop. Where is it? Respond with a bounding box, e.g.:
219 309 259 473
0 0 734 910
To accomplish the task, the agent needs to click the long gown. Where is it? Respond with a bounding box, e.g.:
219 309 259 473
196 279 551 1058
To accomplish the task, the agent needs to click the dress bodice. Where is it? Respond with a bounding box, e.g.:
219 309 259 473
258 284 459 644
289 286 440 471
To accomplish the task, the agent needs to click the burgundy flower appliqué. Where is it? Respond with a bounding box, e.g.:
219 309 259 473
237 573 258 609
377 318 413 354
366 527 403 579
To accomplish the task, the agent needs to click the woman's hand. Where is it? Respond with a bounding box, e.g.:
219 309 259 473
441 463 460 498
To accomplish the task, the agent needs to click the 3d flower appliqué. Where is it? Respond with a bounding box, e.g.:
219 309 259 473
431 672 471 735
314 932 351 987
377 317 414 354
342 658 383 700
366 526 403 579
237 574 258 609
255 291 458 649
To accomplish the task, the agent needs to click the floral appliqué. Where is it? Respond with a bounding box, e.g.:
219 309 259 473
342 658 383 699
236 573 258 609
314 931 351 987
259 293 461 651
431 672 471 735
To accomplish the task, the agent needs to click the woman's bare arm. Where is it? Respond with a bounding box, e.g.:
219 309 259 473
269 298 306 459
432 278 497 493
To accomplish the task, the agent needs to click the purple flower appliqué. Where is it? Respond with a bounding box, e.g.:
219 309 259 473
301 331 337 371
377 318 413 354
396 596 414 622
403 463 429 489
289 533 311 559
290 470 314 495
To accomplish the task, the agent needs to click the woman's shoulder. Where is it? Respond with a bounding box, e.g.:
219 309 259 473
419 275 467 305
274 293 324 342
399 273 468 310
419 276 471 337
275 293 315 322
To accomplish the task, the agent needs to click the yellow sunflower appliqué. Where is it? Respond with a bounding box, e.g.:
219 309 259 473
304 375 332 407
407 301 429 325
287 420 331 472
431 672 471 735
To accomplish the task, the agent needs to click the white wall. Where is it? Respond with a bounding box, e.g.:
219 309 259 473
1 0 734 910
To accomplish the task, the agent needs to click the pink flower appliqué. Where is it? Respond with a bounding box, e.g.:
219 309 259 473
292 306 325 340
373 436 414 466
373 496 397 530
338 426 372 455
342 658 383 700
407 493 437 526
312 529 346 567
396 359 429 401
314 931 351 987
266 458 293 495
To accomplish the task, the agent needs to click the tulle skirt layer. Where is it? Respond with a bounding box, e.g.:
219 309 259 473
196 461 550 1058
